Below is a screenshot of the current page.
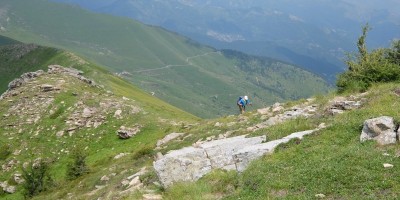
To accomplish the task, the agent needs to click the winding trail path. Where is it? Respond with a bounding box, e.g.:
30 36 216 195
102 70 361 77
132 51 221 73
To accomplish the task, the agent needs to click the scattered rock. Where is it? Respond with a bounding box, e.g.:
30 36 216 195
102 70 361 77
114 109 123 119
121 180 130 187
117 125 141 139
13 173 24 184
40 84 55 92
143 194 163 200
0 181 16 194
360 116 397 145
257 107 270 115
100 175 110 182
129 176 141 187
214 122 222 127
56 131 64 137
315 193 326 198
383 163 394 168
2 159 19 172
272 103 284 113
4 185 16 194
125 167 147 182
114 153 129 160
0 181 7 191
156 133 185 148
82 107 94 118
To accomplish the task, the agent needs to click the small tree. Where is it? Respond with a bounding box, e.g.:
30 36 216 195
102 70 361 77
66 147 89 180
337 24 400 92
22 159 54 198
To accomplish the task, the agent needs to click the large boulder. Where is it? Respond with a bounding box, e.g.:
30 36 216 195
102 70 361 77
153 147 212 187
199 135 266 170
153 131 321 187
360 116 398 145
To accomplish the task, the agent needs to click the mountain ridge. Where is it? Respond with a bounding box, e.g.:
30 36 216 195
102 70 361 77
0 0 332 118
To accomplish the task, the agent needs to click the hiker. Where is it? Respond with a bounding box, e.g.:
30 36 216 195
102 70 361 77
237 96 251 114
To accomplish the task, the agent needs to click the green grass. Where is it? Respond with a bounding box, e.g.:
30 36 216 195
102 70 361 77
163 83 400 199
0 44 199 199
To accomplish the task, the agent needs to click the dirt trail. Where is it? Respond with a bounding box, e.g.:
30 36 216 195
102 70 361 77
133 51 221 73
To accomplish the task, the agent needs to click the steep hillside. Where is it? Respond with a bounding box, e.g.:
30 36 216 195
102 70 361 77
0 49 198 199
2 62 400 199
0 0 332 118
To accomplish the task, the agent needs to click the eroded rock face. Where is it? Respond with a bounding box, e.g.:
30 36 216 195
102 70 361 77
154 147 212 187
360 116 398 145
153 129 319 187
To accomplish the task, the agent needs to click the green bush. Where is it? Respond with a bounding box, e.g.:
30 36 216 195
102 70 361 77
0 144 11 160
337 25 400 93
66 148 89 180
22 159 54 198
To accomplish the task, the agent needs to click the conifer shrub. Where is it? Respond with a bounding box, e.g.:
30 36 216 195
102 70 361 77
22 159 54 198
66 147 89 180
0 144 11 160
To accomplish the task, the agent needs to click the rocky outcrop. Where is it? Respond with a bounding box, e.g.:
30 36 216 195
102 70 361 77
156 132 185 149
360 116 398 145
325 94 366 115
248 102 318 132
117 125 141 139
154 127 322 187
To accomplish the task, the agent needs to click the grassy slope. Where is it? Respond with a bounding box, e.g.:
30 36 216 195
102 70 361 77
0 0 331 118
0 48 198 199
162 83 400 199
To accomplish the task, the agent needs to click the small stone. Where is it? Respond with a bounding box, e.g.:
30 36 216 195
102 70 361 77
100 175 110 182
114 110 122 119
14 173 24 184
383 163 394 168
121 180 130 187
40 84 54 92
114 153 128 159
129 176 141 187
214 122 222 127
143 194 163 200
82 108 93 118
382 153 390 156
315 193 325 198
4 185 16 194
56 131 64 137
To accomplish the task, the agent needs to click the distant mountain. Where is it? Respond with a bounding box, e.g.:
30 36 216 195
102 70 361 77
0 0 331 118
51 0 400 82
